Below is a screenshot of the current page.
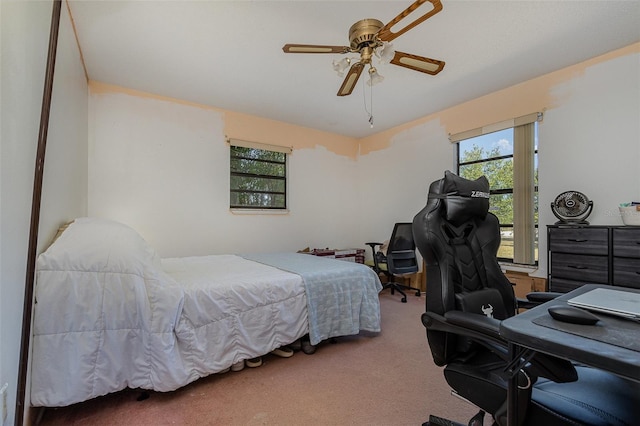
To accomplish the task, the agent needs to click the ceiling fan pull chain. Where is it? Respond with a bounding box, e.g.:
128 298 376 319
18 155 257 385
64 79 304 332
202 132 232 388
369 82 374 128
361 75 374 128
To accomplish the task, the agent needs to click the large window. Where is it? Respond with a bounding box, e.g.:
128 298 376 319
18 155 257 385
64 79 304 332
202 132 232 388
229 140 289 210
454 115 539 265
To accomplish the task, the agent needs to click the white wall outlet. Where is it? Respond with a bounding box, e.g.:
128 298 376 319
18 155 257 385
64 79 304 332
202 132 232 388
0 383 8 424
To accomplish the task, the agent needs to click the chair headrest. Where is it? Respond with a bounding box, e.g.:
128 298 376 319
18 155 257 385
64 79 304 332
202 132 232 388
435 171 490 226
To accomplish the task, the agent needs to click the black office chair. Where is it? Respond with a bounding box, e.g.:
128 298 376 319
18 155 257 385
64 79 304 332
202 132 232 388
367 223 421 303
412 170 640 426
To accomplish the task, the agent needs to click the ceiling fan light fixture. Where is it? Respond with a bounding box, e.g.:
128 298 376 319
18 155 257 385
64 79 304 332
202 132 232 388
367 66 384 86
332 57 351 77
377 42 395 63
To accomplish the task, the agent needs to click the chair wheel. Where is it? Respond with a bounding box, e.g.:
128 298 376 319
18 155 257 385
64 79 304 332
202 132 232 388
415 291 421 297
401 296 407 303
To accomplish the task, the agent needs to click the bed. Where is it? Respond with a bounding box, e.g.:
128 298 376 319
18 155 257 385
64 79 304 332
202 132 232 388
30 217 382 407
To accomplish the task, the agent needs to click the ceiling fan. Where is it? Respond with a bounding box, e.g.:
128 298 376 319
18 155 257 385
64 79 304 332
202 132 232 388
282 0 445 97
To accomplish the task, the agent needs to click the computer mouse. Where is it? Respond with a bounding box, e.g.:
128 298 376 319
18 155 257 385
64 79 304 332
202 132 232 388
548 305 599 325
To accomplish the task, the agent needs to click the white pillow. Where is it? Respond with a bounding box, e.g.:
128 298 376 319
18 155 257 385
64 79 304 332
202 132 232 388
37 217 163 278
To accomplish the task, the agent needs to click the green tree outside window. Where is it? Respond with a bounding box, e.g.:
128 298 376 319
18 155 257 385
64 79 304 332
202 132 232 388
230 146 287 209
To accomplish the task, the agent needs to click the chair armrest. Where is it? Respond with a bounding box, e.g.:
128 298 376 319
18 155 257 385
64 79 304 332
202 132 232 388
444 311 504 342
422 311 506 346
517 292 563 310
516 297 537 310
366 242 383 254
526 291 562 303
365 242 385 271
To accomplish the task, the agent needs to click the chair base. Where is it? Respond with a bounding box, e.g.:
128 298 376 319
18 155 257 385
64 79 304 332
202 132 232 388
422 416 463 426
423 410 486 426
422 415 466 426
383 281 421 303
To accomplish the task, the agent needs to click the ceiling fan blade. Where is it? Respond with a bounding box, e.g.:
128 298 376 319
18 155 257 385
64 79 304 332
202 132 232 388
282 44 350 54
337 62 364 96
377 0 443 43
390 51 445 75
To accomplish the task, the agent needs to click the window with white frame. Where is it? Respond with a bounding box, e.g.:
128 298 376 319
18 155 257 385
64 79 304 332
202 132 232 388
228 139 291 210
452 113 541 265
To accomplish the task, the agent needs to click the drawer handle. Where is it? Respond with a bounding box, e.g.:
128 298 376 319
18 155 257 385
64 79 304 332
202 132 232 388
568 239 588 243
568 265 588 270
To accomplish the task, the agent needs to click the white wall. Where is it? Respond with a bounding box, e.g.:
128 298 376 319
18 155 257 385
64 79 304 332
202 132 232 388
356 120 456 248
537 52 640 275
0 2 87 424
356 48 640 279
39 3 89 249
88 92 360 257
1 3 50 424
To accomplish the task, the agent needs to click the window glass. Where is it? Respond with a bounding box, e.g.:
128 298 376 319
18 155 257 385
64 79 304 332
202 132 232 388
457 125 538 264
230 146 287 209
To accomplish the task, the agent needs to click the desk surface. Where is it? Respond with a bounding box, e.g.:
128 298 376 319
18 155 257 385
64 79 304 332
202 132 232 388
500 284 640 382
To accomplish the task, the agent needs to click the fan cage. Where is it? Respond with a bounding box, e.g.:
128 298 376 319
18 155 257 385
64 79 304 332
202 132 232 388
551 191 593 224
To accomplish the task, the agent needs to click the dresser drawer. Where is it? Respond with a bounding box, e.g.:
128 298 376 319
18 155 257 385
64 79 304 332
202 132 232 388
612 228 640 258
612 257 640 288
550 252 609 283
548 228 608 255
549 277 593 293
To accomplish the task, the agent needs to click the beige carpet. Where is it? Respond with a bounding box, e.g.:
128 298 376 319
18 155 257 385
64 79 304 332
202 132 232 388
38 291 482 425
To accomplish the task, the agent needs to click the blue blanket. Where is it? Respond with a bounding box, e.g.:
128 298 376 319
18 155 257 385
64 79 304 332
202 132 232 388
241 253 382 345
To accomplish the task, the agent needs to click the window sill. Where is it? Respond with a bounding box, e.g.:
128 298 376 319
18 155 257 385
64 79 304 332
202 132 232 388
500 262 539 275
230 208 290 215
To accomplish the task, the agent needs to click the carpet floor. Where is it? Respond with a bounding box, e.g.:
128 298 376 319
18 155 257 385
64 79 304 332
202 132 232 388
37 291 483 425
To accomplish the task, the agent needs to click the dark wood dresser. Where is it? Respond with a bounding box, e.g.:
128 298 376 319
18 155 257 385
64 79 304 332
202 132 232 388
547 225 640 293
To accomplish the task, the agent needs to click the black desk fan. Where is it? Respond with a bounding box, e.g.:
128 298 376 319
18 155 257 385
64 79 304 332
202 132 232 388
551 191 593 225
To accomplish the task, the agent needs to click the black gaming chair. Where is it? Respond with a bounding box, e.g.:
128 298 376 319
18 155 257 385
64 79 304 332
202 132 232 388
412 171 640 426
367 223 421 303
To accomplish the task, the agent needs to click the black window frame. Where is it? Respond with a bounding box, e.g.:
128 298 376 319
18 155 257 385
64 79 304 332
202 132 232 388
229 145 288 210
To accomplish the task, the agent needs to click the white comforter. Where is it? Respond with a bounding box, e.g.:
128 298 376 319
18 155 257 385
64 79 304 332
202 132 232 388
163 254 308 375
31 218 380 407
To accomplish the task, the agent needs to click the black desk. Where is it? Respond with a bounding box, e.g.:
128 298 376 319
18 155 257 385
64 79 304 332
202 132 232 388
500 284 640 426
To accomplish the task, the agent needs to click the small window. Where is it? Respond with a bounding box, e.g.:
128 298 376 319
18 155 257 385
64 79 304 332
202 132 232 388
230 145 287 210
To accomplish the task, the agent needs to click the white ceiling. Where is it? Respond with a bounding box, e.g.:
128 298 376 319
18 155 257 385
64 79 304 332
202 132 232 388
68 0 640 139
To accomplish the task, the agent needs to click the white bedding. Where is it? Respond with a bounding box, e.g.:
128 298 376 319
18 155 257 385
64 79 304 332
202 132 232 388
164 255 308 375
31 218 381 407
